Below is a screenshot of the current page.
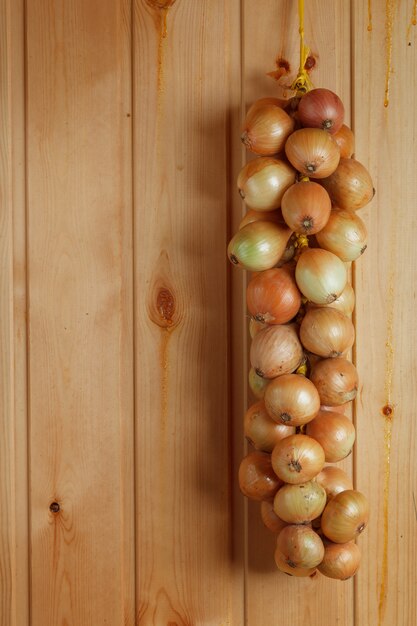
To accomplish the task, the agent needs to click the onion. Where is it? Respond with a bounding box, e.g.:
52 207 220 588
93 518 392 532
285 128 340 179
298 88 344 134
239 208 285 229
300 307 355 357
295 248 347 304
261 500 288 533
228 221 292 271
315 208 368 262
310 357 359 406
308 282 355 316
306 410 356 462
242 101 295 155
320 158 374 210
281 180 332 234
275 551 317 577
320 402 351 414
264 374 320 426
321 490 369 543
316 466 353 501
275 525 324 569
238 451 282 501
246 268 301 325
244 401 295 453
250 324 303 379
271 434 325 484
248 367 269 399
333 124 355 158
318 541 361 580
237 157 296 211
249 318 267 338
273 480 327 524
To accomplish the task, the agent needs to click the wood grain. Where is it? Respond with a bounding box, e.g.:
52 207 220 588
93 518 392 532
26 1 135 624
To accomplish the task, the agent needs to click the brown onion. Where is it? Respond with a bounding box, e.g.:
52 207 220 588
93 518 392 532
248 367 269 399
275 551 317 577
296 248 347 304
271 434 325 484
310 357 359 405
321 490 369 543
316 466 353 501
320 158 374 210
238 451 282 501
306 410 356 462
273 480 327 524
318 541 361 580
261 500 288 533
264 374 320 426
237 157 296 211
285 128 340 179
249 318 267 338
239 208 285 229
308 282 355 317
250 324 303 379
298 88 344 134
333 124 355 158
316 208 368 262
244 401 295 453
246 268 301 325
320 402 351 414
276 525 324 569
300 307 355 357
228 221 292 271
242 101 295 155
281 180 332 234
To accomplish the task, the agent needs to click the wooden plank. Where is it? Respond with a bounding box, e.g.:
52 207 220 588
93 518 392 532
0 1 29 625
353 1 417 625
242 2 354 625
133 1 242 623
26 1 135 624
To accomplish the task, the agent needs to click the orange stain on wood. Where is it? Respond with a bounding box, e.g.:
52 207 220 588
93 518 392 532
384 0 396 108
368 0 373 31
407 0 417 39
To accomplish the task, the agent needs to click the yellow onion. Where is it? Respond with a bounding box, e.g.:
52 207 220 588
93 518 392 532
321 490 369 543
285 128 340 179
306 410 356 462
275 551 317 577
228 221 292 271
275 525 324 569
316 208 368 262
248 367 269 399
316 466 353 501
261 500 288 533
273 480 327 524
295 248 347 304
246 268 301 325
300 307 355 357
264 374 320 426
318 541 361 580
320 402 351 414
310 357 358 406
250 324 303 379
308 282 355 317
271 433 325 484
298 88 345 134
242 101 295 155
238 451 282 501
281 180 332 235
239 208 285 229
249 318 267 338
237 157 296 211
320 158 374 210
244 401 295 453
276 239 296 266
333 124 355 158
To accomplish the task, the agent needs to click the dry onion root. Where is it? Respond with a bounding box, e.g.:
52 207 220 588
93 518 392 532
229 84 372 580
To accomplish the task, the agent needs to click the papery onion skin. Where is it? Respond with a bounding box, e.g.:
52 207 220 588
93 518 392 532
320 402 351 414
318 541 361 580
285 128 340 179
333 124 355 158
244 401 295 453
242 101 295 156
281 180 332 235
321 490 369 543
276 525 325 569
248 367 269 399
306 410 356 462
315 208 368 262
295 248 347 304
246 268 302 325
308 282 355 317
261 500 288 533
316 466 354 501
320 158 374 210
300 307 355 358
310 357 359 406
238 451 282 501
298 88 345 134
228 221 292 272
237 157 296 212
264 373 320 426
273 480 327 523
250 324 303 379
274 551 317 577
271 433 325 484
239 208 285 230
249 318 267 338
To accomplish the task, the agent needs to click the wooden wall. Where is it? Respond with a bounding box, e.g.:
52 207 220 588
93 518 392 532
1 1 416 625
